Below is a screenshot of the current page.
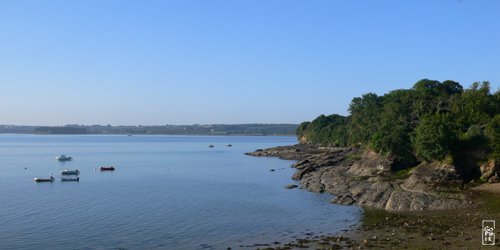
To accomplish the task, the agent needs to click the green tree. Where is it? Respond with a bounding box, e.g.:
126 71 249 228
412 79 463 116
348 93 382 144
370 89 415 164
297 114 348 146
485 114 500 162
414 113 458 162
451 81 495 130
371 124 414 164
296 121 310 137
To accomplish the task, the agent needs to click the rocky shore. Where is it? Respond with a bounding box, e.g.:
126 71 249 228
245 144 500 249
246 144 472 211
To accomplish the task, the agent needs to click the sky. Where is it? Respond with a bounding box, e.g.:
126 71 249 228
0 0 499 126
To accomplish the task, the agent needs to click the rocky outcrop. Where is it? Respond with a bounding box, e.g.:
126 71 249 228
245 144 337 160
347 150 392 176
247 145 472 211
480 159 499 183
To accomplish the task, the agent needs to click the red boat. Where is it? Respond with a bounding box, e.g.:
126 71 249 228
100 166 115 171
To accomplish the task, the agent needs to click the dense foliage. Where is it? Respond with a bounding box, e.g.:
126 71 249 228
297 79 499 167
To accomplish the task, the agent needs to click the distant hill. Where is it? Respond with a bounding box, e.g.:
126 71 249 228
0 124 297 136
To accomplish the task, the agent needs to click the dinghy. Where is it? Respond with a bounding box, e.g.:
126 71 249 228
34 177 55 182
61 177 79 181
100 166 115 171
61 169 80 175
55 155 72 161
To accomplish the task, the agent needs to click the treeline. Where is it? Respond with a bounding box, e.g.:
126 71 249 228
0 124 297 136
34 126 88 134
297 79 499 170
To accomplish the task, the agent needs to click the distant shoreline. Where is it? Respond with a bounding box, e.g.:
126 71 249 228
0 133 296 136
0 124 298 136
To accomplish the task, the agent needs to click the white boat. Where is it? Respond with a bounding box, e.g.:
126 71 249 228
34 177 55 182
61 169 80 175
55 155 72 161
61 177 79 181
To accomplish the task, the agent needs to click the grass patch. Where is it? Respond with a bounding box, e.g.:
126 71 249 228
386 166 416 181
346 152 362 161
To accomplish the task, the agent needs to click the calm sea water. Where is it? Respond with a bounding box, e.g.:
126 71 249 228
0 134 360 249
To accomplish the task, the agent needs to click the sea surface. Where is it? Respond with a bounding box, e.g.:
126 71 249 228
0 134 360 249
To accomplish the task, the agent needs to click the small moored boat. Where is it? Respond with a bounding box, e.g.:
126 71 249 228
208 144 215 148
55 155 72 161
61 169 80 175
226 144 232 147
61 177 79 181
34 177 55 182
100 166 115 171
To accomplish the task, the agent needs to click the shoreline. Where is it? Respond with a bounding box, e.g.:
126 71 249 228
0 133 296 136
246 144 500 249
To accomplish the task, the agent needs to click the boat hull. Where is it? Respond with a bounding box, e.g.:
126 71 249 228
34 178 54 182
61 177 79 181
55 155 72 161
61 170 79 175
100 167 115 171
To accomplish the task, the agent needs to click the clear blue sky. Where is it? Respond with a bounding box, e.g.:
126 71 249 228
1 0 499 125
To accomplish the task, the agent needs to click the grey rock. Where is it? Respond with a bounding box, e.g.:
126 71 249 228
285 184 298 189
247 145 472 211
481 159 498 182
331 195 355 205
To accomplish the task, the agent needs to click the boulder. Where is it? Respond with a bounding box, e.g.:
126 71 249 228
480 159 498 182
347 150 392 177
401 163 460 193
331 195 356 205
